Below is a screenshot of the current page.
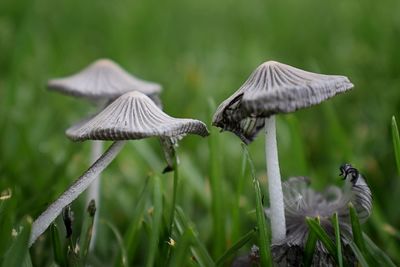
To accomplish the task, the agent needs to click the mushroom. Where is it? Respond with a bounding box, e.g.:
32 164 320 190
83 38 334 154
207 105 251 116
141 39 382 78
235 164 372 266
29 91 209 246
212 61 353 242
47 58 162 244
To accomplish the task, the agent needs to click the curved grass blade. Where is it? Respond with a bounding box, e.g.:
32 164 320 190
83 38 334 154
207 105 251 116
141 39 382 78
349 203 366 256
100 219 128 267
168 154 179 234
168 229 194 267
122 178 150 266
2 217 32 267
50 223 66 266
331 213 343 267
305 217 336 258
243 146 271 266
303 219 318 267
146 175 163 267
215 227 257 267
349 241 369 267
208 98 226 257
79 200 96 263
174 207 214 267
391 116 400 175
253 178 271 267
363 233 396 267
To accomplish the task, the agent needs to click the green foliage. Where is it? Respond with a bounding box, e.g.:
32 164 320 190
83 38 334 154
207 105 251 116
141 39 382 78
2 217 32 267
2 0 400 265
303 218 318 267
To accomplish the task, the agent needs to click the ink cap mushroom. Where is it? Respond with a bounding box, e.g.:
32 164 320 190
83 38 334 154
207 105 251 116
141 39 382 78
29 91 209 246
47 58 163 247
47 58 163 205
212 60 354 242
47 58 162 105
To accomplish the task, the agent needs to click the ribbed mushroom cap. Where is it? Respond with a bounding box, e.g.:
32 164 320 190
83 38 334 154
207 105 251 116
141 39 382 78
66 91 209 141
212 61 354 144
48 59 162 101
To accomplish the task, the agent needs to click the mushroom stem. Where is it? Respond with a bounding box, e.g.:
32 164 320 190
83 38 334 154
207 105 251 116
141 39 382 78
29 140 126 247
87 140 103 250
265 116 286 242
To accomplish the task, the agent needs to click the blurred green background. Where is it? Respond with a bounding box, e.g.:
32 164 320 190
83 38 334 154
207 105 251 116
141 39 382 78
1 0 400 265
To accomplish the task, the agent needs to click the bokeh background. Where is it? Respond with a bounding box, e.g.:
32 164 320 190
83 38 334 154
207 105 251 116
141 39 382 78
1 0 400 265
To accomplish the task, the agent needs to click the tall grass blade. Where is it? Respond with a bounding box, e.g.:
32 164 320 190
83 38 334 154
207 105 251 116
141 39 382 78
208 98 225 257
348 203 366 255
79 200 96 263
232 148 248 241
215 227 257 266
174 207 215 267
101 219 128 267
169 154 179 234
168 229 194 267
50 223 66 266
123 178 150 265
305 217 337 258
2 217 32 267
391 116 400 175
303 219 318 267
243 146 271 266
348 241 369 267
331 213 343 267
363 233 396 267
146 175 163 267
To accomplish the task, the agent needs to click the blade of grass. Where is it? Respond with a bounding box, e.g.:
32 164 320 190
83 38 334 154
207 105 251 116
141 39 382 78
331 213 343 267
391 116 400 175
169 154 179 234
232 149 248 241
100 219 128 267
303 218 318 267
243 145 271 267
146 175 163 267
208 98 225 257
348 241 369 267
2 217 32 267
79 200 96 264
349 203 367 256
50 223 66 266
168 229 194 267
123 177 150 265
174 207 215 267
363 233 396 267
215 227 257 267
305 217 337 258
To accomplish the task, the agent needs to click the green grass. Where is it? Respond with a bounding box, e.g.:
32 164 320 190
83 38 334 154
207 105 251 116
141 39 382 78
1 0 400 265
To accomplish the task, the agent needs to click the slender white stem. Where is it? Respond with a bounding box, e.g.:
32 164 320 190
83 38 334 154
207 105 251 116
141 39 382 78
87 140 103 250
265 116 286 242
29 140 126 247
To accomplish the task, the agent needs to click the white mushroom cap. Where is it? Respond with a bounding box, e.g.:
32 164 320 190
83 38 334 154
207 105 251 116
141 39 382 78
67 91 209 141
212 61 354 143
48 59 162 101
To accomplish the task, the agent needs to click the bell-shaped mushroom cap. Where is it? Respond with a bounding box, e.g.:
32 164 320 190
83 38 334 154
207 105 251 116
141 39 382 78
66 91 209 141
48 59 162 101
212 61 354 144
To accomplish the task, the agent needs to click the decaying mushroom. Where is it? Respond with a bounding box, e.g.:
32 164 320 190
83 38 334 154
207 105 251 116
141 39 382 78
212 61 354 242
233 164 372 267
29 91 209 246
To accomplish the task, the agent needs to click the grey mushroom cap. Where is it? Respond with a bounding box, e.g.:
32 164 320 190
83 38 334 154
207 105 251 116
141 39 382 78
66 91 209 141
47 59 162 101
212 61 354 144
